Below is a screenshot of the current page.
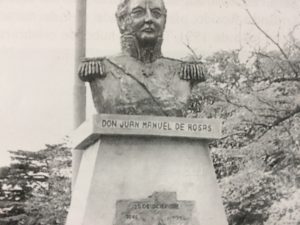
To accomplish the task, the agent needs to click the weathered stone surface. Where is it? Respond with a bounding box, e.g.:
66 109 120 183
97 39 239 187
87 56 192 117
115 192 195 225
66 136 228 225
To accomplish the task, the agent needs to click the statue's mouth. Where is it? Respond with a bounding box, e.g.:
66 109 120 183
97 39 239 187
143 28 154 33
142 26 155 33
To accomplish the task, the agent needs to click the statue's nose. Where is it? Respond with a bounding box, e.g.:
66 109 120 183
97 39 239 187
144 8 154 23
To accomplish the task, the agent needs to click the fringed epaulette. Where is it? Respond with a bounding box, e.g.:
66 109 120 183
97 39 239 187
179 62 206 82
78 57 106 82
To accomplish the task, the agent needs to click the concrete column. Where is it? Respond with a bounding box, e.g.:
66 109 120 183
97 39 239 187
72 0 87 189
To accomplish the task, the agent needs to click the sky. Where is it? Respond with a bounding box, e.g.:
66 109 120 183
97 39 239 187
0 0 299 166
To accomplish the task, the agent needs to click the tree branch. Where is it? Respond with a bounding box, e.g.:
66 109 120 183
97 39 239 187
289 24 300 52
272 77 300 83
271 105 300 127
242 0 299 77
255 96 285 112
256 105 300 139
220 132 248 140
220 89 256 114
183 39 200 61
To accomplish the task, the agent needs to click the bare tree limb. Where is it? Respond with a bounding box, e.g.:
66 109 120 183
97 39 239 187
257 114 279 119
256 105 300 140
271 105 300 127
255 51 281 61
289 24 300 51
220 132 248 140
242 0 299 77
183 38 200 61
272 77 300 83
256 77 300 83
283 123 300 152
254 51 287 74
256 95 286 112
252 122 271 129
218 88 257 114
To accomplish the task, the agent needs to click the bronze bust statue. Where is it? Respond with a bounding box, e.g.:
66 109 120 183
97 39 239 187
78 0 206 117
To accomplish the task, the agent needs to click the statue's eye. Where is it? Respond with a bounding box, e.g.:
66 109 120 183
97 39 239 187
151 9 162 19
131 8 145 18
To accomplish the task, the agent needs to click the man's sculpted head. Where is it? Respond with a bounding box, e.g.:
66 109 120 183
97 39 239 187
116 0 167 44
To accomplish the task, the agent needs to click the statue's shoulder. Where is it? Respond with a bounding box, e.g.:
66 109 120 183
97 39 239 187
78 54 134 82
78 57 107 82
159 57 206 82
78 56 207 83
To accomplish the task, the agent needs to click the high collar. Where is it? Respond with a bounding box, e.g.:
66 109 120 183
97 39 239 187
120 34 163 63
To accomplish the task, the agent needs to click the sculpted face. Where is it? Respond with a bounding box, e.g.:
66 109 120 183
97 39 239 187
117 0 167 43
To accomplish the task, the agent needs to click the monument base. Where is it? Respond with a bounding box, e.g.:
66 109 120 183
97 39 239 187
66 135 228 225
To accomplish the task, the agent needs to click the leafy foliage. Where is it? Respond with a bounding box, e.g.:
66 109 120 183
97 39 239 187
265 189 300 225
189 33 300 224
0 144 71 225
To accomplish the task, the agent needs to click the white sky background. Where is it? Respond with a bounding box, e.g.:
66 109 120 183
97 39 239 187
0 0 299 166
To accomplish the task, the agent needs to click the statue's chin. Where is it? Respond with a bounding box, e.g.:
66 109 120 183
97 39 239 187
137 36 158 47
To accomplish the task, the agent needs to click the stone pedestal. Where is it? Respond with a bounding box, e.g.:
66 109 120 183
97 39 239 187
66 114 228 225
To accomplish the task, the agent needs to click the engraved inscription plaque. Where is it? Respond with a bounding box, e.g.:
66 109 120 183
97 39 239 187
73 114 222 150
115 192 195 225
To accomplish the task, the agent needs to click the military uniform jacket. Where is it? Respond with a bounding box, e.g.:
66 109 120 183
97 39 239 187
78 55 205 117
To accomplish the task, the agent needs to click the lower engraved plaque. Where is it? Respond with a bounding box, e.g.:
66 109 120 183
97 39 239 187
114 192 195 225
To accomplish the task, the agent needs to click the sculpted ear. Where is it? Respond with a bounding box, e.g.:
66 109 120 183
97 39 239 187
116 15 127 33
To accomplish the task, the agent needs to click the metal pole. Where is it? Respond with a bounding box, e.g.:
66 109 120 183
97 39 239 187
72 0 87 189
